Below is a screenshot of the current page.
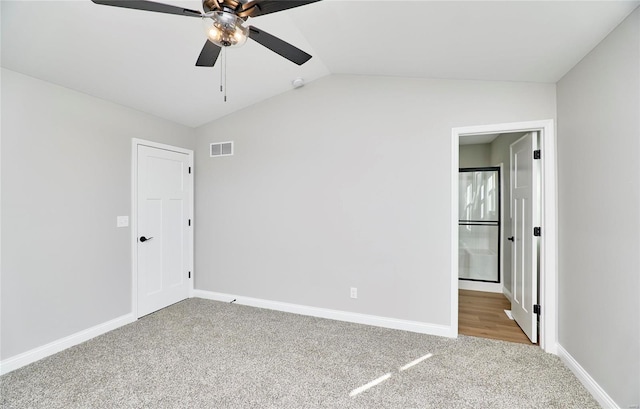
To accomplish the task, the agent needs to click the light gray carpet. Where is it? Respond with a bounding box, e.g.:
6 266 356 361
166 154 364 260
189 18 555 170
1 298 599 408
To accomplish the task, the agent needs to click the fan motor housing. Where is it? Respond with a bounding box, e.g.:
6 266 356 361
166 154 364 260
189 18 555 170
203 0 244 13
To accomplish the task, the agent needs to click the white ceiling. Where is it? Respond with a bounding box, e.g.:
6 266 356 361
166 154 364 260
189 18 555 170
2 1 638 128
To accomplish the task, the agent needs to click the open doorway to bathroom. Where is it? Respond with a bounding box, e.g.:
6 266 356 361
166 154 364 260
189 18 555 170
457 132 533 344
451 120 557 352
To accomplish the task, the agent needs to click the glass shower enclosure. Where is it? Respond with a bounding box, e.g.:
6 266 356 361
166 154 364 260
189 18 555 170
458 167 500 283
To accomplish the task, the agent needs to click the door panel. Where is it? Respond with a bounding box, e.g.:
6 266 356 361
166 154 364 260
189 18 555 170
137 145 191 317
510 133 538 343
164 199 184 287
141 199 162 295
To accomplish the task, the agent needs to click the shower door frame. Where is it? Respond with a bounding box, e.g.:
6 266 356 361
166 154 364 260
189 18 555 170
458 166 501 284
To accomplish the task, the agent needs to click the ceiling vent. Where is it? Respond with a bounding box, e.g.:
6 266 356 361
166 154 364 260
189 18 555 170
210 141 234 157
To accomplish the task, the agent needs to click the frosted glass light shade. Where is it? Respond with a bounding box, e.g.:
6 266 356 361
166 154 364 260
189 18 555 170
203 11 248 48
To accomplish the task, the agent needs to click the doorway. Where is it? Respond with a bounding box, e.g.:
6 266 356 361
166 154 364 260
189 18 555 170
450 120 557 353
131 139 194 318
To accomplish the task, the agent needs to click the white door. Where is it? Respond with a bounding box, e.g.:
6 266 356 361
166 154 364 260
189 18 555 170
136 144 192 317
510 133 539 343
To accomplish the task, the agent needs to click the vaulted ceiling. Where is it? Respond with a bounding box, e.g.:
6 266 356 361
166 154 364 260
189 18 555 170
2 1 638 127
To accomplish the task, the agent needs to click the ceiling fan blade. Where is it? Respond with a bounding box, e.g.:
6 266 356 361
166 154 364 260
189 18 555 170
91 0 202 17
243 0 321 18
195 41 222 67
248 26 311 65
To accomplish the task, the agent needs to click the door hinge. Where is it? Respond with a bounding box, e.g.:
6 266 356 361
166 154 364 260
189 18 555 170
188 219 191 226
533 304 541 315
533 150 541 160
188 166 191 174
533 227 541 237
188 271 191 279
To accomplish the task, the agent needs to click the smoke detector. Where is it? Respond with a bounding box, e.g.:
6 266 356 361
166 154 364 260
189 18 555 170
292 78 305 89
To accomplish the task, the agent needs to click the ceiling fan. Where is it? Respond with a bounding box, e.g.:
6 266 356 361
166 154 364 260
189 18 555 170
91 0 320 67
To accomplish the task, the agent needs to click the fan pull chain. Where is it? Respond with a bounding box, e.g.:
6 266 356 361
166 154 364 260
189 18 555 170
224 47 227 103
219 47 227 102
220 47 223 93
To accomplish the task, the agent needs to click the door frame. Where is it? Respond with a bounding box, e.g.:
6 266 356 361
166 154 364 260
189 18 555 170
131 138 194 319
450 120 557 353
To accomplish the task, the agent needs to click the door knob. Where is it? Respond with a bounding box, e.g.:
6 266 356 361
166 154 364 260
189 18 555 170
139 236 153 242
507 236 514 242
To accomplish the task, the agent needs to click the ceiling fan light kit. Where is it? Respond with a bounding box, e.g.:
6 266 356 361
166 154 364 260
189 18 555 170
203 11 248 48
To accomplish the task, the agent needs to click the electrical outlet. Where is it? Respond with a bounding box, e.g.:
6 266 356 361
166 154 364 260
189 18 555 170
350 287 357 299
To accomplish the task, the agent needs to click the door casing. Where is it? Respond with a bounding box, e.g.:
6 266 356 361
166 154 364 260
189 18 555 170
131 138 194 319
450 120 557 353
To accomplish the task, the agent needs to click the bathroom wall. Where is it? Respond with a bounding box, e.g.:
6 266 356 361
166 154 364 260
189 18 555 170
459 143 491 168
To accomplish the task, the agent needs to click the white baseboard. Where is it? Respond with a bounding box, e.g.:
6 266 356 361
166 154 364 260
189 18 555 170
192 290 454 338
502 286 513 302
556 343 620 409
0 313 135 375
458 280 503 293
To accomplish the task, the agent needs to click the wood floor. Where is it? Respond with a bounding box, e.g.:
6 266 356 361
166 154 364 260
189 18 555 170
458 289 534 345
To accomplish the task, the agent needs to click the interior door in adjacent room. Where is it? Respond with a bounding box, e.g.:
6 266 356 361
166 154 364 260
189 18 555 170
509 132 539 343
135 142 193 317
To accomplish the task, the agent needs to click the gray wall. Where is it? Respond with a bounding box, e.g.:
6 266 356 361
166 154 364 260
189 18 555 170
557 9 639 408
459 144 491 168
194 74 556 327
0 69 195 359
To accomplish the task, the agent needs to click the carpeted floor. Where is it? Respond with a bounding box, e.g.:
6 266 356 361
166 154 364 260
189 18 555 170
1 298 599 408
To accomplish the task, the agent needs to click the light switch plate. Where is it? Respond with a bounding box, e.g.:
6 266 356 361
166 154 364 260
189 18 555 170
117 216 129 227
